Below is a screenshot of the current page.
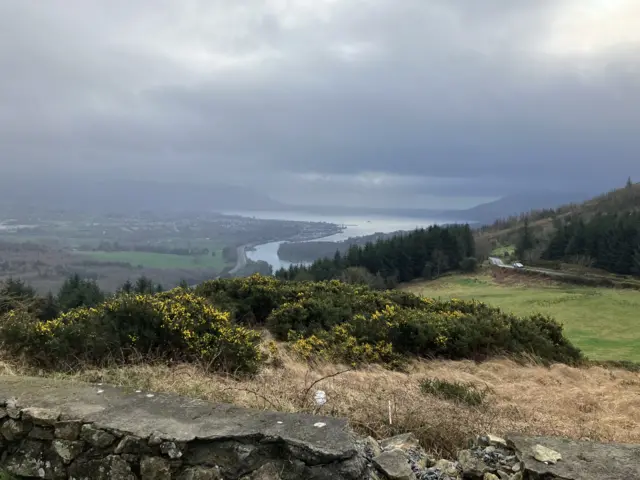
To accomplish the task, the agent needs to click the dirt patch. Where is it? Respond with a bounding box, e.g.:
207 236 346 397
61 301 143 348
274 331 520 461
490 268 560 288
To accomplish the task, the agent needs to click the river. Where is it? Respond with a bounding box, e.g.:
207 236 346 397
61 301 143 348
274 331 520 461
235 211 457 272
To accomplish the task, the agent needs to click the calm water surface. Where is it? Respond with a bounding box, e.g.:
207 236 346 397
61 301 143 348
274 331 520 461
231 211 457 272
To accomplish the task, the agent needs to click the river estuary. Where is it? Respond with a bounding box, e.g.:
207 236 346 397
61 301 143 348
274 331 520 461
236 211 455 272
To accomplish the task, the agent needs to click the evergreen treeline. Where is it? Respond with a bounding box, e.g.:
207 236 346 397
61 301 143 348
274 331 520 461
542 212 640 275
275 225 476 285
0 274 166 321
277 231 400 263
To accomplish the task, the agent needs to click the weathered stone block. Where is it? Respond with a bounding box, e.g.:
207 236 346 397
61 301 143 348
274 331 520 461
22 407 61 426
68 454 136 480
507 434 640 480
55 420 82 440
185 440 270 478
141 456 171 480
241 463 282 480
4 439 66 479
80 424 116 448
6 398 21 419
53 439 85 464
373 449 416 480
29 425 56 440
178 466 223 480
1 418 32 441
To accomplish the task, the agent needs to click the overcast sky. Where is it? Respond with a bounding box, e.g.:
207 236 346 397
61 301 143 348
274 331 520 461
1 0 639 209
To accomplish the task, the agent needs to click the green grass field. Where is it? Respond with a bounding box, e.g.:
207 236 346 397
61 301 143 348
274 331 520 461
76 250 228 270
490 244 515 257
402 273 640 362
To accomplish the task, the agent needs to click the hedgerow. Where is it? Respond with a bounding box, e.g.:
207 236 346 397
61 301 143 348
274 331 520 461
0 275 582 373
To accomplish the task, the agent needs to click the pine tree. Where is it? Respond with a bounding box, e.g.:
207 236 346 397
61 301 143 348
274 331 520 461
515 218 534 261
632 246 640 276
627 176 633 189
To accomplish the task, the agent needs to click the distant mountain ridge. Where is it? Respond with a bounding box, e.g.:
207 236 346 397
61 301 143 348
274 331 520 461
275 190 595 225
448 190 595 224
0 173 597 225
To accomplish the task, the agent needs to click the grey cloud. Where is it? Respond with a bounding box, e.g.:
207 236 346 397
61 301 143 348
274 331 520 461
1 0 639 207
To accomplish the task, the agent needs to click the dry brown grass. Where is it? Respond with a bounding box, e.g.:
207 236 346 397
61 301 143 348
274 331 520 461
2 346 640 458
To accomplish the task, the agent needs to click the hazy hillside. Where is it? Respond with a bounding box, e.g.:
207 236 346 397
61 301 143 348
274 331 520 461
487 183 639 234
450 190 594 224
0 176 283 214
480 181 640 239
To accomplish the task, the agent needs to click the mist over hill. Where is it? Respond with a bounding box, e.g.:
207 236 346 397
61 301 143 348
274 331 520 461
0 176 283 215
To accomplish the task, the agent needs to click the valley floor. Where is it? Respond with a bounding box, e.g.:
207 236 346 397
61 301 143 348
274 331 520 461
3 350 639 458
402 271 640 362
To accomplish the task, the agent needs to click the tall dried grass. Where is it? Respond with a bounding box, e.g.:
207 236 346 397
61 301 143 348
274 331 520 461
2 344 639 458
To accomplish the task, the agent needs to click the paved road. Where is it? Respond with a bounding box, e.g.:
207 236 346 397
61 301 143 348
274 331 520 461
229 245 248 274
488 257 574 279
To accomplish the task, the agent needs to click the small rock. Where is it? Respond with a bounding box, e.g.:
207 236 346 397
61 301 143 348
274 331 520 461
141 456 171 480
484 435 508 448
373 449 416 480
160 441 183 459
52 439 85 464
242 463 282 480
29 426 55 440
532 444 562 464
364 436 383 460
55 420 82 440
496 470 511 480
431 459 462 479
1 419 31 441
484 474 500 480
179 466 223 480
149 430 168 446
511 463 521 472
81 424 116 448
510 473 523 480
457 449 490 477
69 454 136 480
6 397 21 419
381 433 420 452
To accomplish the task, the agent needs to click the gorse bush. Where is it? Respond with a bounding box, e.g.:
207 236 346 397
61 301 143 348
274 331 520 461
0 275 582 373
195 275 582 365
0 289 262 374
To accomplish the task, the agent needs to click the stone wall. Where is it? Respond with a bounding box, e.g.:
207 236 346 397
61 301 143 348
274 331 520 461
1 376 639 480
0 376 367 479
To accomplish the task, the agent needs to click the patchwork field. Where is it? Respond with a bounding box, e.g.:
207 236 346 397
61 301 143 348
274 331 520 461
75 250 227 270
402 272 640 362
